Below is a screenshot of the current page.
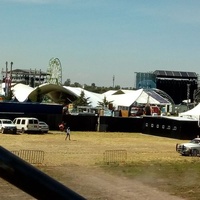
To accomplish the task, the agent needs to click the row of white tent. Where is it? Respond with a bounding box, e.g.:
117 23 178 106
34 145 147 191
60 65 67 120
1 83 172 109
179 103 200 121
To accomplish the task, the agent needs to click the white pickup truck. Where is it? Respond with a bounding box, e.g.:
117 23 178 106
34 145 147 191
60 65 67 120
176 138 200 156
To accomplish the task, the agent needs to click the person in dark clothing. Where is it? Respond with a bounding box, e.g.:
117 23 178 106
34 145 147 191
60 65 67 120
65 127 71 140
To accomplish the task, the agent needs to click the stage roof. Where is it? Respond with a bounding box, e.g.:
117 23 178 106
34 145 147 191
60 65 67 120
154 70 197 79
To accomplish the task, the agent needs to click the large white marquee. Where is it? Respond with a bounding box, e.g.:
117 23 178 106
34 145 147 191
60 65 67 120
0 83 172 109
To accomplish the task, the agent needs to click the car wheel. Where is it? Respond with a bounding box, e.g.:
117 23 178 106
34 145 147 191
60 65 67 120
176 143 179 151
191 149 199 157
21 128 25 134
1 128 4 134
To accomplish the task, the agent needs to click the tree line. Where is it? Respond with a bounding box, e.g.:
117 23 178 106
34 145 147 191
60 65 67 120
63 78 134 94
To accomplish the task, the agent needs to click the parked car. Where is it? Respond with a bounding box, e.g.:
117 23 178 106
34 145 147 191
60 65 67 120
176 138 200 156
13 117 40 133
0 119 17 134
39 121 49 133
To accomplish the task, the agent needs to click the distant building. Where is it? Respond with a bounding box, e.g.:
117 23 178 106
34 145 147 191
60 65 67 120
135 70 198 105
1 69 49 87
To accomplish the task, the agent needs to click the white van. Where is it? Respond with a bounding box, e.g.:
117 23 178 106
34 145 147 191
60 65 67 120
13 117 40 133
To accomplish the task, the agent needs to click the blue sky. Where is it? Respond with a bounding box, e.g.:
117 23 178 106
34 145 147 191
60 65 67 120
1 0 200 87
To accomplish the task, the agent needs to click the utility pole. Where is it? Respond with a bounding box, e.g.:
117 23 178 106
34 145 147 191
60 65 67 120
10 62 13 81
113 75 115 88
4 61 13 99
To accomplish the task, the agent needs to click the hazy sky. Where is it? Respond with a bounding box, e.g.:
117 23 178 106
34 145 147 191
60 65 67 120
1 0 200 87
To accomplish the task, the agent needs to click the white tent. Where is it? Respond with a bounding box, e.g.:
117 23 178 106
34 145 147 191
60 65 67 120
179 103 200 120
106 89 143 108
12 83 34 102
136 90 160 105
9 83 171 109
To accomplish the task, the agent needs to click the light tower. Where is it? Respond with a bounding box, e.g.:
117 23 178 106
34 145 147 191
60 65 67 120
187 83 191 109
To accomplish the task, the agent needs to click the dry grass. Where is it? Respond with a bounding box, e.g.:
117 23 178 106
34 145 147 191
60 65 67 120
0 131 189 166
1 131 198 199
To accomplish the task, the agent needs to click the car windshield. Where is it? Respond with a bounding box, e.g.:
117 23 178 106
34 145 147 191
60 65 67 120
3 120 12 124
190 139 200 144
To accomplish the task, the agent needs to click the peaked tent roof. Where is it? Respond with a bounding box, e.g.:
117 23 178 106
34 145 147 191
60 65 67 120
106 89 143 108
136 90 161 105
63 86 102 107
105 89 168 108
179 103 200 120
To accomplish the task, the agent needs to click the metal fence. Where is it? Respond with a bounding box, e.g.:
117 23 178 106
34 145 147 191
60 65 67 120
103 150 127 164
12 150 44 164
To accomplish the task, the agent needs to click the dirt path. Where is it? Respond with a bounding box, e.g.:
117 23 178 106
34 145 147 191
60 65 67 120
46 165 185 200
0 164 185 200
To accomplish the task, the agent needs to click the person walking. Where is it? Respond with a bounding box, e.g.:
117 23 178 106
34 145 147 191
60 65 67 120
65 127 71 140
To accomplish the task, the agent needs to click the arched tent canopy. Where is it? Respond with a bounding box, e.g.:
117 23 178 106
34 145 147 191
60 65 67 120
11 83 103 106
31 84 77 103
179 103 200 120
10 83 172 108
12 83 78 103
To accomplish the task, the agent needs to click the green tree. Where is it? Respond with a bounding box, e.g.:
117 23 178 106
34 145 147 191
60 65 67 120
73 90 91 108
98 96 113 109
63 79 71 86
114 85 121 90
91 83 96 88
4 89 13 101
73 82 82 87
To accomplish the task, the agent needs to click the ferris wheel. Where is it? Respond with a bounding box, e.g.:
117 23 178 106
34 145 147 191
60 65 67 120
47 57 62 85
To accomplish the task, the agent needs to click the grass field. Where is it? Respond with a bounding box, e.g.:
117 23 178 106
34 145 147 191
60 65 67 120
0 131 200 199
